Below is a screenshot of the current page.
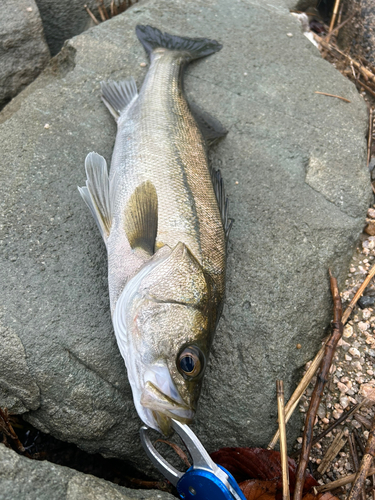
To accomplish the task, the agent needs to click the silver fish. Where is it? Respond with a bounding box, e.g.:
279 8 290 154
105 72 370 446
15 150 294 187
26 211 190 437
79 25 231 435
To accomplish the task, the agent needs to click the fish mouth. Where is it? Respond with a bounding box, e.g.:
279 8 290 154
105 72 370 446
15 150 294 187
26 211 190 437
140 380 195 435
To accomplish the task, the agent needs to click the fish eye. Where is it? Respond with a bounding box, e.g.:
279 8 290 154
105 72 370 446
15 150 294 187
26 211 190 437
177 346 204 379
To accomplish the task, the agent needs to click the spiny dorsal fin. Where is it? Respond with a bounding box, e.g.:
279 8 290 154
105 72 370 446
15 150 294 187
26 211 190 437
189 101 228 146
101 77 138 121
210 167 233 240
78 152 113 241
124 180 158 255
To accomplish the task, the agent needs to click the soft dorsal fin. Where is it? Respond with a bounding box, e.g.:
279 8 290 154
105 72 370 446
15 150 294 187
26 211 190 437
101 77 138 121
189 101 228 146
124 180 158 255
78 152 113 241
210 167 233 239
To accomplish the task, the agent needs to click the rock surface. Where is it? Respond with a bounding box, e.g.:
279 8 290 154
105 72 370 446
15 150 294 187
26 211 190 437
0 0 50 109
35 0 116 56
0 0 372 471
0 444 174 500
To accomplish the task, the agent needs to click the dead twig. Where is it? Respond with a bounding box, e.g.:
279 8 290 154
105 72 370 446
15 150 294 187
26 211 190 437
342 263 375 324
125 476 170 490
277 380 290 500
0 408 27 455
315 91 351 103
267 341 327 450
327 0 341 43
314 468 375 493
347 415 375 500
293 270 343 500
155 439 191 468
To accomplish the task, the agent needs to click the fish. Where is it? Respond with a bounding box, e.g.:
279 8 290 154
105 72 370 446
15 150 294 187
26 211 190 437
79 25 232 435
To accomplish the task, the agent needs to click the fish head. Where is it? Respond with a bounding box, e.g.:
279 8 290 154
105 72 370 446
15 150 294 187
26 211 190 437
113 242 216 435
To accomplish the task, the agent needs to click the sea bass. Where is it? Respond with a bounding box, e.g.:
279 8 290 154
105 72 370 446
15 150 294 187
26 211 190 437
79 25 231 435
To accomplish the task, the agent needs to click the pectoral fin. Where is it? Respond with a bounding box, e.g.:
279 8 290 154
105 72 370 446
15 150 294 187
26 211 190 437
124 181 158 256
78 152 112 241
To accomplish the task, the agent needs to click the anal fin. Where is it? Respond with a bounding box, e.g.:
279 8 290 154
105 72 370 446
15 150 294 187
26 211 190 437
124 181 158 255
78 152 113 241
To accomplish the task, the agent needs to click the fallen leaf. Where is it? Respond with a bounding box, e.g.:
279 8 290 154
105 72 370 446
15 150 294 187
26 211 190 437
211 447 317 494
239 479 277 500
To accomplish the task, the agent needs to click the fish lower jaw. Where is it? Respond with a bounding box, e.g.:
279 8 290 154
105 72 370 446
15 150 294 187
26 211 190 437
139 381 195 434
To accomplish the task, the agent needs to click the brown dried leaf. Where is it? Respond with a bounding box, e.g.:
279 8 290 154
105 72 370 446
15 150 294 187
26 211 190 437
239 479 277 500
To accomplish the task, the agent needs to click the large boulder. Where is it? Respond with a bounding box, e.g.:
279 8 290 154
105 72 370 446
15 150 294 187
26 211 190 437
0 0 371 471
0 0 50 109
0 444 174 500
35 0 118 56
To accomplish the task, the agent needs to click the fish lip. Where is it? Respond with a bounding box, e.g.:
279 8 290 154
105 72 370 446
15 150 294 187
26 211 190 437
140 380 195 425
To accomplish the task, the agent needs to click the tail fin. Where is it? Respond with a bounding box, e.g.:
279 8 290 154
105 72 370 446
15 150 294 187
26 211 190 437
135 25 222 61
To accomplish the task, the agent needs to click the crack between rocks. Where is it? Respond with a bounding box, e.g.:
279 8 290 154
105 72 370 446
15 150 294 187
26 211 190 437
303 180 358 220
64 347 124 395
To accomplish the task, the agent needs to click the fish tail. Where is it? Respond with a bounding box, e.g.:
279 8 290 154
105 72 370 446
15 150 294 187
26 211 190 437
135 25 222 61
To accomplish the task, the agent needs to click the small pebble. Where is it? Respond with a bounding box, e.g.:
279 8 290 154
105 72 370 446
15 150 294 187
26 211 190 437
140 62 147 67
44 123 50 129
343 324 353 338
349 347 361 358
287 33 293 37
333 409 343 419
26 6 33 11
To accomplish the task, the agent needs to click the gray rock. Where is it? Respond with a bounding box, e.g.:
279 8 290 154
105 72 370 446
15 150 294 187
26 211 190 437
0 0 371 472
0 0 50 109
0 444 174 500
35 0 120 56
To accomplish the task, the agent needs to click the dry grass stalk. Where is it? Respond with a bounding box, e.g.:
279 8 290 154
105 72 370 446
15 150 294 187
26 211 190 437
360 80 375 100
355 414 373 430
342 263 375 324
84 4 99 24
315 91 350 103
277 380 290 500
293 271 343 500
110 0 118 16
97 4 107 22
267 342 327 450
317 429 346 475
326 0 341 43
291 401 368 459
347 416 375 500
314 468 375 493
368 107 373 166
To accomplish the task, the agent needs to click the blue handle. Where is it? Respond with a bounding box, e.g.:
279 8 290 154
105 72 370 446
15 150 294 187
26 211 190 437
176 464 246 500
